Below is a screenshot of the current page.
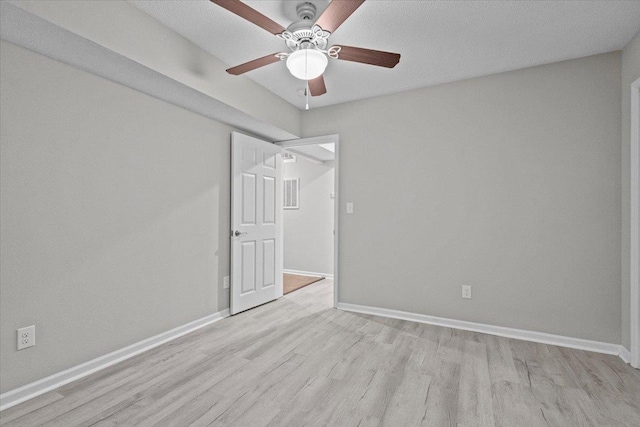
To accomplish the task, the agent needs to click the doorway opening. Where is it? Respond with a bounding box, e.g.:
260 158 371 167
276 135 339 307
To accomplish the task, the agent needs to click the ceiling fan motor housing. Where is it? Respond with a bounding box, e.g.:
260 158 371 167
282 21 330 51
296 2 317 21
277 2 331 51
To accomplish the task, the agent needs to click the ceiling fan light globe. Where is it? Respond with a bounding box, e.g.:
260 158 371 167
286 49 327 80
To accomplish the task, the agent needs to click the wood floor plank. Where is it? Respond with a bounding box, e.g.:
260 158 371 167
0 392 64 425
479 334 520 386
91 354 250 426
25 352 210 427
2 279 639 427
490 380 549 427
421 359 461 426
457 340 496 426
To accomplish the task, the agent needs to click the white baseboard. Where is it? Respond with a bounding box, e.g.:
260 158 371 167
0 309 230 412
619 346 632 364
283 269 333 279
337 302 630 362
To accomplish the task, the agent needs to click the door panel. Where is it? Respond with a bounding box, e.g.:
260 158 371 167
263 239 276 288
242 173 256 225
240 241 256 295
231 132 283 314
263 176 276 224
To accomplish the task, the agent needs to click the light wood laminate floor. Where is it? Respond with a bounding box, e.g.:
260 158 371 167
2 279 639 426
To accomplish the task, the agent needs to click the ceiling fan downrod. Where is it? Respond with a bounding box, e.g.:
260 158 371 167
296 2 317 21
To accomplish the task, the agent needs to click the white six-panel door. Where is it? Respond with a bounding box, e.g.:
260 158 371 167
230 132 283 315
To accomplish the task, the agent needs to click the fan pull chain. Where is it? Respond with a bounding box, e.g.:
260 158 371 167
305 81 309 110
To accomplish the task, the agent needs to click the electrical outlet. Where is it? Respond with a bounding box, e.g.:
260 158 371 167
223 276 230 289
462 286 472 299
17 325 35 350
346 202 354 214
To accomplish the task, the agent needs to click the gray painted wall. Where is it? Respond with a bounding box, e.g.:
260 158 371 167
0 41 232 392
303 52 623 344
6 0 302 138
621 30 640 350
0 35 630 395
283 156 334 276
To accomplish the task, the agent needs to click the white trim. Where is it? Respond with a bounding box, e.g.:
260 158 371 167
0 309 230 412
620 346 632 364
276 134 340 308
283 269 334 280
277 134 339 147
334 136 340 309
631 76 640 369
337 302 629 360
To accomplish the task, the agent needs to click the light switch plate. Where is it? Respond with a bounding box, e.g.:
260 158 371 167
223 276 230 289
346 202 354 214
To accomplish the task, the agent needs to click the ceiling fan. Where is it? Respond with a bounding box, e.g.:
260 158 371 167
210 0 401 106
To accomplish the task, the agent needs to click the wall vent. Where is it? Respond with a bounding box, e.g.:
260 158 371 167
283 178 299 209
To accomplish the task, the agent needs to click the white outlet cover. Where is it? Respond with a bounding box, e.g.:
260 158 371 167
462 286 472 299
346 202 354 214
17 325 35 350
223 276 230 289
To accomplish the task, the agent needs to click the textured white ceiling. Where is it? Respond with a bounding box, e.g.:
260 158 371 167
129 0 640 110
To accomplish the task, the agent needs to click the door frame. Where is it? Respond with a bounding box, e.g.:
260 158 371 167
275 134 340 308
631 77 640 368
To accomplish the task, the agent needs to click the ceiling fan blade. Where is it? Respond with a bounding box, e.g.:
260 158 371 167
315 0 365 34
332 45 400 68
210 0 285 35
308 75 327 97
226 53 282 75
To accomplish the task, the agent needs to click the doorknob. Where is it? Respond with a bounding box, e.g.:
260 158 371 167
234 230 247 237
